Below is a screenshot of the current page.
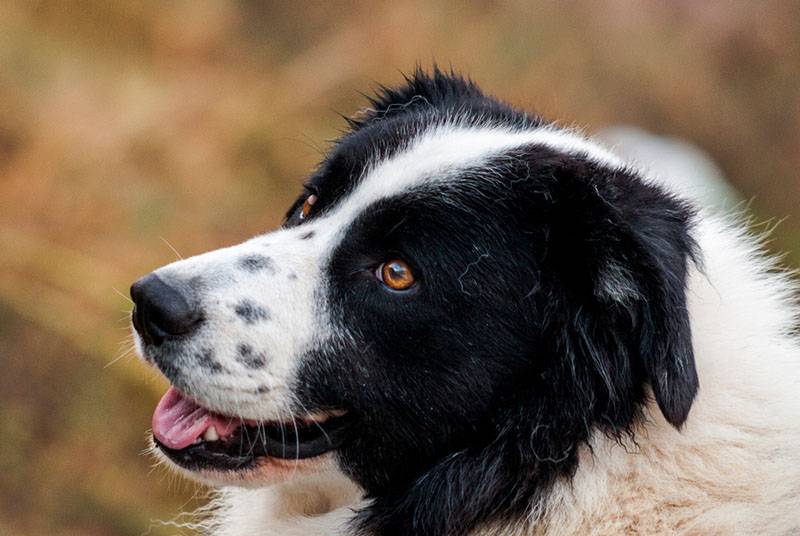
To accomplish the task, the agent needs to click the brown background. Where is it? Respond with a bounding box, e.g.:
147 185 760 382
1 1 798 534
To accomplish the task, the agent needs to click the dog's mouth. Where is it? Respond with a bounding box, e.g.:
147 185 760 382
152 387 351 472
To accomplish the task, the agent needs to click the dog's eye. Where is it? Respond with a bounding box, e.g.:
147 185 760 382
300 194 317 220
376 260 415 291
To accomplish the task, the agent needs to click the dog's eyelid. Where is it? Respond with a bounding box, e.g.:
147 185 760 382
300 193 318 220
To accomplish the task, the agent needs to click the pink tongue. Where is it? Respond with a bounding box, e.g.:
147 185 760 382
152 387 240 450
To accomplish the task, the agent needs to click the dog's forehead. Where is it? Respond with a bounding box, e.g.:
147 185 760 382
308 123 624 243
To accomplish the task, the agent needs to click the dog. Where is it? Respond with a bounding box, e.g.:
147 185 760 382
131 69 800 535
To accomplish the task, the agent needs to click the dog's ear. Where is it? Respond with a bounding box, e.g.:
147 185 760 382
627 198 698 428
606 196 698 428
538 155 699 429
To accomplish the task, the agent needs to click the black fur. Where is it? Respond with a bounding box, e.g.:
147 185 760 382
236 343 268 369
288 70 698 536
196 348 223 374
237 254 275 274
233 300 270 324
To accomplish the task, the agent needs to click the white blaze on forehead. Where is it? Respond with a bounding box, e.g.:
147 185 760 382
313 124 624 246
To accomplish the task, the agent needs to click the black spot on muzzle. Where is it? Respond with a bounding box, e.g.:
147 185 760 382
233 300 270 324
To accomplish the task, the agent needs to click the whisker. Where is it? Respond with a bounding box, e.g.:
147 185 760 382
160 236 184 260
243 417 258 459
295 397 332 448
112 286 134 304
119 335 136 350
105 344 136 368
289 410 301 477
256 420 266 458
279 409 287 459
233 399 252 458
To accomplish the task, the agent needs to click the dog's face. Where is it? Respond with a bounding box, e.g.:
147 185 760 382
132 71 699 531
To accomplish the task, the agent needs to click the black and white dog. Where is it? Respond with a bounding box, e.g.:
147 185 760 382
131 70 800 535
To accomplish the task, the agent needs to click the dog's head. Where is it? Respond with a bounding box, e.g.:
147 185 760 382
132 69 698 532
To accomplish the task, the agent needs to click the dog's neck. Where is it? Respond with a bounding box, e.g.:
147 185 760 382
210 472 364 536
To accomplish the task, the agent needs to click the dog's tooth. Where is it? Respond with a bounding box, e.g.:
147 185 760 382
301 412 329 424
203 426 219 442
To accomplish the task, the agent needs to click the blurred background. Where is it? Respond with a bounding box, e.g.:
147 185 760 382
0 1 798 534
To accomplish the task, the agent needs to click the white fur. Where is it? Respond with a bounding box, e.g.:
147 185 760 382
208 466 365 536
146 228 325 420
324 123 622 241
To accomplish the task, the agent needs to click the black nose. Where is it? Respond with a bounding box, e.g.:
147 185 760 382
130 273 202 345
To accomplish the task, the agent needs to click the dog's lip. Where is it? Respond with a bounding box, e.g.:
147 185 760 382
151 387 352 472
153 415 354 472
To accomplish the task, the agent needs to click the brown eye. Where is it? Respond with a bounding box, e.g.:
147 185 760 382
378 260 415 291
300 194 317 219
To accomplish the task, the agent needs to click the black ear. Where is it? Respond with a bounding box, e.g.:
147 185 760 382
620 194 699 428
543 159 700 429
